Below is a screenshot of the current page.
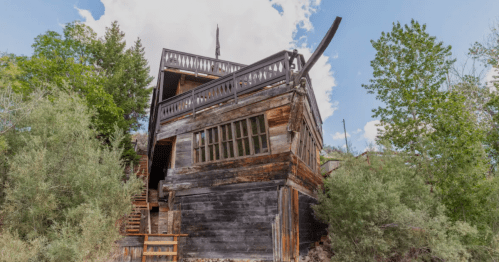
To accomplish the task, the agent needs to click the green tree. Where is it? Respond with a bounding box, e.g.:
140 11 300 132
315 151 478 261
0 87 142 261
16 22 123 138
91 21 153 133
362 20 455 153
363 20 499 258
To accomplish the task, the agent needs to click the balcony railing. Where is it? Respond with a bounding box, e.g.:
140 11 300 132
148 49 323 158
164 49 247 77
158 50 289 123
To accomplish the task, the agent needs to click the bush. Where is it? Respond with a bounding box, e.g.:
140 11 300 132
0 87 142 261
314 151 477 261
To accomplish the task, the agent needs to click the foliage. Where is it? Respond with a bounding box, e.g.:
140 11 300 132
0 231 44 262
14 21 153 165
362 19 455 153
90 21 154 133
16 22 123 138
315 151 477 261
0 87 142 261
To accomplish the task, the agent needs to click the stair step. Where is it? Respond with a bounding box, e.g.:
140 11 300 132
144 241 178 245
143 252 177 256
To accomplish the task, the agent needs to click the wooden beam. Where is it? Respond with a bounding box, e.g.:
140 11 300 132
143 251 177 256
144 241 178 245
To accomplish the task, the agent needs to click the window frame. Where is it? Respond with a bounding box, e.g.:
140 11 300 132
298 119 317 172
192 113 271 165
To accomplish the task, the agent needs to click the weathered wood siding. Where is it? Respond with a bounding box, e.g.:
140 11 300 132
162 153 291 192
178 184 279 260
267 105 291 154
289 154 323 193
157 85 292 141
298 192 328 257
176 78 203 95
174 133 192 168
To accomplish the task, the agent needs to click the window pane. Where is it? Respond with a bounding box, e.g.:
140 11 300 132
244 138 250 155
259 115 265 133
242 120 248 137
195 148 200 162
214 127 219 143
215 145 220 160
222 142 228 158
208 129 213 144
237 139 244 156
250 117 258 135
221 125 226 141
201 147 206 162
253 136 260 154
201 132 205 145
196 133 200 147
261 134 268 152
228 124 233 139
235 122 241 138
209 145 213 161
229 141 234 157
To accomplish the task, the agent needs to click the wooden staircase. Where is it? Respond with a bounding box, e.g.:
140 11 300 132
125 171 149 234
141 234 187 262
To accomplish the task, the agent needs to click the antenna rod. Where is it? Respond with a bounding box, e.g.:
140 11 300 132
342 119 349 154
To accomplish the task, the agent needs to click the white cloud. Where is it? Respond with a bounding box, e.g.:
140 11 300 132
352 128 362 134
331 132 350 140
77 0 338 120
485 67 499 93
363 120 384 143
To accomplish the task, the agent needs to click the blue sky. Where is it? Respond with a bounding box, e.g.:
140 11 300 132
1 0 499 153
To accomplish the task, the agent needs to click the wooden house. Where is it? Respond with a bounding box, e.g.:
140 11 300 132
118 17 342 262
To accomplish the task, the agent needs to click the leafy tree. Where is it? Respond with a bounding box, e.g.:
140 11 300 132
362 20 499 258
470 21 499 169
362 20 455 153
315 151 478 261
16 22 123 138
0 87 142 261
91 21 154 133
15 21 153 164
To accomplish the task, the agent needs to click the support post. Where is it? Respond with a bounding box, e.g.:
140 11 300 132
284 52 290 85
195 56 198 77
232 72 238 104
192 89 196 118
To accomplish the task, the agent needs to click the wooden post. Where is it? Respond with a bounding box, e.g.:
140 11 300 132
141 235 148 262
192 89 196 118
173 236 178 262
284 52 290 85
147 203 151 234
232 72 238 104
195 56 198 77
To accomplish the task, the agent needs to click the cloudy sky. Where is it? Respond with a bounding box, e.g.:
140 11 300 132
2 0 499 153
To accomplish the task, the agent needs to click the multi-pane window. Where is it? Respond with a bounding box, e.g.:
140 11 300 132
298 120 316 171
250 115 268 154
206 127 220 161
193 115 269 163
194 130 206 163
234 118 251 157
220 123 235 159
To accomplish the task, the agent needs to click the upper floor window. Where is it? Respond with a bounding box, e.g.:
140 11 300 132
193 115 269 163
298 120 317 171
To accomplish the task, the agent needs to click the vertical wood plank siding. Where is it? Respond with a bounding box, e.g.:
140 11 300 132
178 185 278 260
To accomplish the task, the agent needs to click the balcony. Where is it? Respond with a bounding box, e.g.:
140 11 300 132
148 49 323 156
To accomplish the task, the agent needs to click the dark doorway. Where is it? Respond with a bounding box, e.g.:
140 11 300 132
149 144 172 189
